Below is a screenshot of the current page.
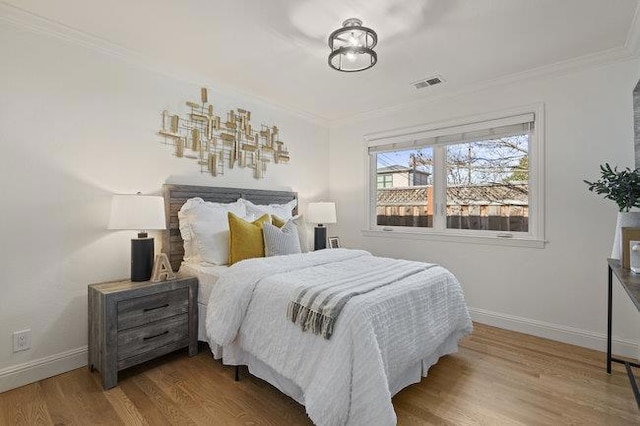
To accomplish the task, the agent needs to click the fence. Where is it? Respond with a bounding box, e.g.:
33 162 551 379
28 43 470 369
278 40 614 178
376 185 529 232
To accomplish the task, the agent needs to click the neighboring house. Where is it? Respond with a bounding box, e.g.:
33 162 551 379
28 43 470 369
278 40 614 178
376 165 430 188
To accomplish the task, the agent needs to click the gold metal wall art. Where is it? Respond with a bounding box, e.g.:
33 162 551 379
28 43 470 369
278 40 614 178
158 88 290 178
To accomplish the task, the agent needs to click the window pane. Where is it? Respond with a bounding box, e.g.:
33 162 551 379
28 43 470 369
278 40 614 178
375 147 433 228
445 135 529 232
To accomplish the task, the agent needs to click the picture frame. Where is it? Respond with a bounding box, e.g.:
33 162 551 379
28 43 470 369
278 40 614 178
328 236 341 249
621 227 640 269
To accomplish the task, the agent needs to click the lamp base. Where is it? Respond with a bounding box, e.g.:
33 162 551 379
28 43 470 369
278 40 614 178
131 237 154 282
314 225 327 251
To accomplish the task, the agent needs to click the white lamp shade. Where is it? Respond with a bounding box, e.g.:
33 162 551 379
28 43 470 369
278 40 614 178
307 202 337 224
108 194 166 231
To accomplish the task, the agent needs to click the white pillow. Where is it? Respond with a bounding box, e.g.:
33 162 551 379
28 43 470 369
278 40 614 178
178 197 246 265
241 198 297 221
263 221 302 257
290 215 310 253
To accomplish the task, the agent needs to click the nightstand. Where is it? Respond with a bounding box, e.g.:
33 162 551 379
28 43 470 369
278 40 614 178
88 276 198 389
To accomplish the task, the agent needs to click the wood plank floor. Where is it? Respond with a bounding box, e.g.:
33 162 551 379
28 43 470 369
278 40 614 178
1 323 638 425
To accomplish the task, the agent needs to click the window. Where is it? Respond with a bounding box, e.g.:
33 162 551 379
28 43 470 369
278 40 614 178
375 147 433 227
445 136 528 232
366 108 544 246
376 174 393 188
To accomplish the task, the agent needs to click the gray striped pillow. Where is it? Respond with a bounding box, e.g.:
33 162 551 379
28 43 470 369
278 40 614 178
263 221 302 257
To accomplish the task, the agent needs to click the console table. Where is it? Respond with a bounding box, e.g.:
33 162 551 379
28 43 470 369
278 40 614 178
607 258 640 408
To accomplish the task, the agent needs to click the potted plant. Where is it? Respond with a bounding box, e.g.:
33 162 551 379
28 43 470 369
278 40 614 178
584 163 640 259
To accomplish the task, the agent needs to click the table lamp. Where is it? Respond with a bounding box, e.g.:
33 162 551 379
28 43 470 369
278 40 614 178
108 193 166 282
307 202 337 250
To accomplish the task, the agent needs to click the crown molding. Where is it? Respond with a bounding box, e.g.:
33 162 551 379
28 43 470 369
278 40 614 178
332 1 640 126
2 1 638 128
625 1 640 58
331 44 636 127
329 1 640 127
0 2 135 62
0 2 330 127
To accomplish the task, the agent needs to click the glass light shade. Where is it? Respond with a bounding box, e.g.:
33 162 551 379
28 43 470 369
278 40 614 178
108 194 166 231
307 202 337 224
328 18 378 72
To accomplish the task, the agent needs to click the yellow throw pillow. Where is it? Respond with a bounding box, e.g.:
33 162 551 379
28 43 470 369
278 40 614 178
228 212 271 265
272 215 286 228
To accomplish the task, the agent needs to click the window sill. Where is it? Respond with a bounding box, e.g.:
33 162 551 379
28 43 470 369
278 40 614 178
361 229 546 249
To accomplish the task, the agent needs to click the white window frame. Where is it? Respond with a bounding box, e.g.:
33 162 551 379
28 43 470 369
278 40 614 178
363 104 545 248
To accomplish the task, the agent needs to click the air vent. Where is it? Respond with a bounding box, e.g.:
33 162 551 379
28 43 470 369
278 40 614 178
412 75 445 90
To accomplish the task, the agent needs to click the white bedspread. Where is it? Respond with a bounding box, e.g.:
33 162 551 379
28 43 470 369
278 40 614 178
206 249 472 426
179 262 228 304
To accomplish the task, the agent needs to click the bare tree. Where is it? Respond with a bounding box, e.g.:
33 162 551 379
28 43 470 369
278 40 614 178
410 136 528 185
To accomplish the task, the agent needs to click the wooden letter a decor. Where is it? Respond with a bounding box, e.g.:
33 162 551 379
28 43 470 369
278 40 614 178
151 253 176 282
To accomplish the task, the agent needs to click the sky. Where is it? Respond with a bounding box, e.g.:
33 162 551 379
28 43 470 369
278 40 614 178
376 135 528 185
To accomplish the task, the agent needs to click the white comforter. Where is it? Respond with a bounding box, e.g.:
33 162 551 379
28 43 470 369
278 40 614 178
206 249 472 426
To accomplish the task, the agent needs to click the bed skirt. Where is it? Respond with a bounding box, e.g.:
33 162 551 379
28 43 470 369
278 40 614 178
202 327 464 407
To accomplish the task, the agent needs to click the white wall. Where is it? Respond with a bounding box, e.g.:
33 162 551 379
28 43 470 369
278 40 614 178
3 9 639 395
0 21 329 391
329 59 640 356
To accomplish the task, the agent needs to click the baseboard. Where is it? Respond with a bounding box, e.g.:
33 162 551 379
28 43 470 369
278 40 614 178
0 346 87 393
469 307 639 359
0 310 637 394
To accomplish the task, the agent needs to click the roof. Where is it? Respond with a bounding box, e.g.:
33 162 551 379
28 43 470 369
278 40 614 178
377 165 430 175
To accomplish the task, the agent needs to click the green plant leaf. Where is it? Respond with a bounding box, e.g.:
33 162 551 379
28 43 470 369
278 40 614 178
584 163 640 212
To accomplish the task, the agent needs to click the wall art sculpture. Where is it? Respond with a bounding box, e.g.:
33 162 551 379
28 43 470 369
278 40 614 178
159 88 290 178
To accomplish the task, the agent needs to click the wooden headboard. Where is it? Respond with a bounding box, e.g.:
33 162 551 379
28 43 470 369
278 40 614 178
162 184 298 272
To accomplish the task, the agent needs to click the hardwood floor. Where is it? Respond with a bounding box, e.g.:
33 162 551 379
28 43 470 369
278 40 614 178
1 323 638 425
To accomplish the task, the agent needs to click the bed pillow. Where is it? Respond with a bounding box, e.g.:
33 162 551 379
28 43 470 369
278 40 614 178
272 215 309 253
228 212 271 265
263 221 302 257
178 197 246 265
241 198 297 221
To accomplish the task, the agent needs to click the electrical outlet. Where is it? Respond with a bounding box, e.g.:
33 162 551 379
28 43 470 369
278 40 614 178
13 329 31 352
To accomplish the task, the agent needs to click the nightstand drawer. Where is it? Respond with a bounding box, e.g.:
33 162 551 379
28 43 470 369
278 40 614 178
117 288 188 330
117 314 188 361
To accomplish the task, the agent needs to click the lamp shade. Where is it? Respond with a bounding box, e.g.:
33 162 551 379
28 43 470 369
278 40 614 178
307 202 337 224
108 194 166 231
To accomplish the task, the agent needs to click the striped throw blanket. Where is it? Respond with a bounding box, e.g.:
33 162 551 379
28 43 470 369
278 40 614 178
286 258 436 339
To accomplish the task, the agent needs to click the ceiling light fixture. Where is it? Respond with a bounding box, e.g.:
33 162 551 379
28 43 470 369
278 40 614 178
328 18 377 72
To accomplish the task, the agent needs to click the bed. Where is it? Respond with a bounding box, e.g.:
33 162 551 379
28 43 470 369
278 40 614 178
163 184 473 426
163 184 300 340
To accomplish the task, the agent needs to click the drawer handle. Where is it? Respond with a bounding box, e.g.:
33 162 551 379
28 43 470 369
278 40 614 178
143 303 169 312
143 330 169 341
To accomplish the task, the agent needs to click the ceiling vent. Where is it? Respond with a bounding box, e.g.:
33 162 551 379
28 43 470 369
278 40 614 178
412 75 445 90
